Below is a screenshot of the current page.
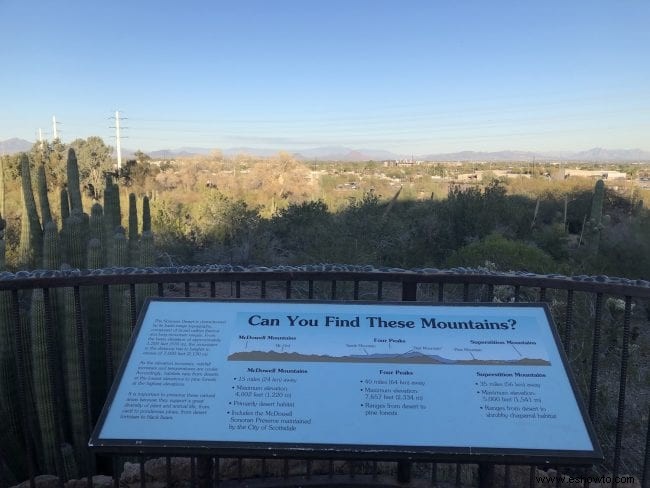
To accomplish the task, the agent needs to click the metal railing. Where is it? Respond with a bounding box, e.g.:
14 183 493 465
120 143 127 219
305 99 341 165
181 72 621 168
0 265 648 488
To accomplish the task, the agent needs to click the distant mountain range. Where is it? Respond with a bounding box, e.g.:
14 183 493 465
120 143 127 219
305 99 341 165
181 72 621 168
2 137 649 162
0 138 33 154
148 146 401 161
421 148 650 162
227 349 551 366
129 146 650 162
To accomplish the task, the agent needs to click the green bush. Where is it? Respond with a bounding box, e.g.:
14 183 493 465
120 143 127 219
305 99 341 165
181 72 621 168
446 233 558 273
151 200 198 265
270 200 333 262
194 192 271 264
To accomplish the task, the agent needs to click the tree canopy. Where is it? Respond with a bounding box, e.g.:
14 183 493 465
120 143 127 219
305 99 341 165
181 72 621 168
69 136 114 198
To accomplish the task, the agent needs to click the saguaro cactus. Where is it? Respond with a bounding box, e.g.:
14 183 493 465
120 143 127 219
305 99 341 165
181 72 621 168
61 210 88 270
85 239 106 419
103 176 122 264
43 222 62 271
0 289 25 480
61 443 79 481
66 149 83 213
587 179 605 253
37 164 53 226
18 154 43 270
60 188 70 222
0 157 5 219
30 289 59 474
128 193 138 241
139 231 155 267
89 203 104 243
103 176 121 233
61 285 85 469
137 231 157 311
142 195 151 233
0 216 6 271
128 193 139 264
110 230 131 366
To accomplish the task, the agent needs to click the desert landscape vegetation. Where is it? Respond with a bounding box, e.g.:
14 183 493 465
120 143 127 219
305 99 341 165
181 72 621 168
2 1 649 486
0 138 648 486
3 137 650 279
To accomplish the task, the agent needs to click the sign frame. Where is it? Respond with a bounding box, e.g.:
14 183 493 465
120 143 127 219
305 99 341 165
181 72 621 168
89 298 603 465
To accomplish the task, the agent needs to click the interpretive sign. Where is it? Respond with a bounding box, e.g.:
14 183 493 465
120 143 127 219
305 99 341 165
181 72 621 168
90 299 602 464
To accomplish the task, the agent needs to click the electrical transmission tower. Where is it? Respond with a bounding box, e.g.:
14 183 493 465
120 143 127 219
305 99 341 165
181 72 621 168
52 115 62 140
110 110 128 171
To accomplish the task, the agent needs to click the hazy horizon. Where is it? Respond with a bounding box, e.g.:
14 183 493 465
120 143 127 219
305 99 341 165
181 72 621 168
2 1 649 154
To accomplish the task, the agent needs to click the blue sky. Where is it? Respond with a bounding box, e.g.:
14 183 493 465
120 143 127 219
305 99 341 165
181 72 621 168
1 0 649 154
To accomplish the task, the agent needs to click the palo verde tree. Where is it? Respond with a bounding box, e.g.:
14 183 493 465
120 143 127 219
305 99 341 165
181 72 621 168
27 139 67 189
69 136 113 200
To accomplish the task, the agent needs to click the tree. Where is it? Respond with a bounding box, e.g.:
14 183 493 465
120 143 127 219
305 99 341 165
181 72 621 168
25 139 72 189
122 150 157 188
133 150 152 165
69 137 114 199
47 138 68 189
246 152 312 210
0 153 22 181
28 140 49 168
197 192 266 264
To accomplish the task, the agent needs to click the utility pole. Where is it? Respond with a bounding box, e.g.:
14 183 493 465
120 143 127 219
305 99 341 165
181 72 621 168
115 110 122 171
532 156 535 177
36 128 47 161
110 110 127 172
52 115 60 140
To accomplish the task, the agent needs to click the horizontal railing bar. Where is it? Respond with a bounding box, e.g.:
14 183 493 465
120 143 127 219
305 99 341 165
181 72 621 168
1 267 649 298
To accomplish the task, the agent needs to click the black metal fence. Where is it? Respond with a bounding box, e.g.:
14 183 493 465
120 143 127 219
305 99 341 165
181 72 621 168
1 265 649 488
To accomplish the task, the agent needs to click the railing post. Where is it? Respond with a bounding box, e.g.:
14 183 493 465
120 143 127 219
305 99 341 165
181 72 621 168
612 296 633 487
642 404 649 488
478 463 495 488
588 293 603 419
397 460 411 484
401 281 417 302
563 289 574 357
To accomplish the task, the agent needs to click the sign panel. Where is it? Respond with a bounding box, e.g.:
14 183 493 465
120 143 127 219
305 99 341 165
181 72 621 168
90 299 602 463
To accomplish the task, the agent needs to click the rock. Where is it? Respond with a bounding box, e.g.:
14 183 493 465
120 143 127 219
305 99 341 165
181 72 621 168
124 483 166 488
144 457 191 481
121 458 191 484
12 474 60 488
91 475 113 488
120 462 141 484
65 475 113 488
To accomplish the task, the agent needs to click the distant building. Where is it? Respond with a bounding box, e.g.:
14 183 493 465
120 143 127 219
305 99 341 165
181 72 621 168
456 170 531 181
562 169 627 180
383 157 424 167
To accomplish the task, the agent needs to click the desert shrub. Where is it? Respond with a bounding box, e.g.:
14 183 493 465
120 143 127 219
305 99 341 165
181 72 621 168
270 200 335 262
437 181 516 245
446 233 558 273
327 192 414 265
532 223 570 261
151 200 199 265
501 194 537 239
593 213 650 279
195 192 270 265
